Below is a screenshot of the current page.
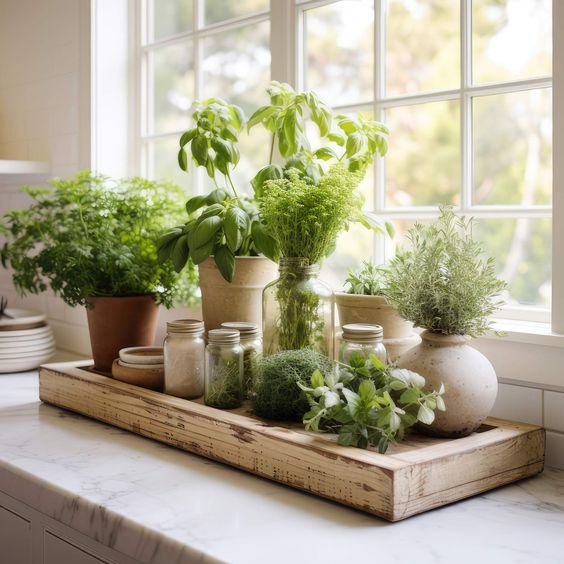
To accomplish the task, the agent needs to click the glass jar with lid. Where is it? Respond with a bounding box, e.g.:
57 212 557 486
205 329 244 409
164 319 205 399
221 322 262 396
340 324 387 365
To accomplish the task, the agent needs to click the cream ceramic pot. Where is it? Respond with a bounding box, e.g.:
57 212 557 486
397 330 498 438
335 293 420 361
198 256 278 332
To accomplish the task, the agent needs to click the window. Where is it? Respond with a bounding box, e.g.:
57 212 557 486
136 0 555 323
139 0 271 194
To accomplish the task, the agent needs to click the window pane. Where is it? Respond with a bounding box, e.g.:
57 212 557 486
321 223 374 292
202 21 270 117
304 0 374 107
151 0 192 41
385 100 460 207
472 0 551 84
473 218 551 307
473 89 552 206
386 0 460 95
205 0 268 25
148 137 192 192
390 216 551 308
149 41 194 135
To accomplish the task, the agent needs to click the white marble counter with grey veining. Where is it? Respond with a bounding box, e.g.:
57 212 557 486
0 370 563 564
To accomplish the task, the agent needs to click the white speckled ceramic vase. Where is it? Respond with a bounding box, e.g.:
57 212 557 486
397 330 498 438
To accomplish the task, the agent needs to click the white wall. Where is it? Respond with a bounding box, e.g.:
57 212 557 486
0 0 92 354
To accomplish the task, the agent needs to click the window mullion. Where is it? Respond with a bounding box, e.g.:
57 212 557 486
460 0 472 213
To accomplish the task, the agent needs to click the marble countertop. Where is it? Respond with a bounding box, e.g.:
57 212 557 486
0 370 563 564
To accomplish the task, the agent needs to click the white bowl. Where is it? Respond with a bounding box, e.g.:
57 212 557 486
0 350 56 373
118 359 165 370
0 345 56 359
0 326 52 338
0 336 55 350
119 346 164 365
0 308 46 328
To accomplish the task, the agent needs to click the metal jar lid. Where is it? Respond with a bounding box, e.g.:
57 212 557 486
221 321 260 338
342 323 384 342
208 328 241 344
166 319 205 334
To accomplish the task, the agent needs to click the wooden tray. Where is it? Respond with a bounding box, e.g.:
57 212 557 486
39 361 545 521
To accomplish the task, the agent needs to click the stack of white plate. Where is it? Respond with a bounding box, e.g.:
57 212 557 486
0 309 56 373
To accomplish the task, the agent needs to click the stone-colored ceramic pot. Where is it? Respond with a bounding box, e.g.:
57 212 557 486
397 330 498 438
199 256 277 332
335 293 420 361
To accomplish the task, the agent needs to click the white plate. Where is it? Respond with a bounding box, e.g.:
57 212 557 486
0 336 55 349
0 346 56 360
0 326 52 338
0 351 56 373
0 308 46 327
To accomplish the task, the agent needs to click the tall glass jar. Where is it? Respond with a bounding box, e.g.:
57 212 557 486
263 258 334 357
164 319 205 399
205 329 244 409
340 323 387 365
221 322 262 396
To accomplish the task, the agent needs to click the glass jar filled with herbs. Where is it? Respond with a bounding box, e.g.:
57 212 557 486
340 323 387 365
221 322 262 396
205 329 244 409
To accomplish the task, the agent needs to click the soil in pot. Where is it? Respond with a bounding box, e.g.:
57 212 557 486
86 295 159 373
199 256 277 332
398 330 498 438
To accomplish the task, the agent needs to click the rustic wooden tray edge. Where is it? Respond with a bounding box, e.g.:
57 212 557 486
38 361 545 522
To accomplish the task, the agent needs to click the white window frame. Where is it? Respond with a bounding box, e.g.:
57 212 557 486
134 0 563 332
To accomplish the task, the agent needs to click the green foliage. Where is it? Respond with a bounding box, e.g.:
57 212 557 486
299 352 446 453
248 81 389 191
251 349 333 421
259 165 367 265
385 207 506 336
344 260 387 296
0 172 198 308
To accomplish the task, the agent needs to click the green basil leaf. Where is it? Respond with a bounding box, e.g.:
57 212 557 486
206 189 228 205
179 128 197 147
214 245 236 282
250 164 284 197
191 135 208 166
171 233 189 273
178 148 188 171
251 221 280 262
224 207 247 252
185 195 208 215
199 203 225 220
314 147 338 161
189 237 214 265
192 215 223 249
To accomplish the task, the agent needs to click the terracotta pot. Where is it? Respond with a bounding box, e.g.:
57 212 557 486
198 256 277 332
111 359 164 391
398 330 498 438
335 293 420 361
86 295 159 373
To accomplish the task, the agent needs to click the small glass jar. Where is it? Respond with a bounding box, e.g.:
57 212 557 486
164 319 205 399
340 324 387 365
263 257 334 357
205 329 244 409
221 322 262 396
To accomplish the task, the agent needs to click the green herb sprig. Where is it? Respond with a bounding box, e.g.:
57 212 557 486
344 260 387 296
1 172 197 308
299 352 446 453
385 206 506 336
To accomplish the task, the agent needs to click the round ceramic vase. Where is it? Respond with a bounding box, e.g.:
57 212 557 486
398 330 498 438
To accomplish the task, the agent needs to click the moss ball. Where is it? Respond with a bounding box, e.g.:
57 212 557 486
251 349 333 421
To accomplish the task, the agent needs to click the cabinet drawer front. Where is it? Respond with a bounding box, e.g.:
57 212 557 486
44 532 111 564
0 505 31 564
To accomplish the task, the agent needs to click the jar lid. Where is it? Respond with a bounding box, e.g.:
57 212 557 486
208 328 240 344
221 322 260 337
167 319 204 334
342 323 383 341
